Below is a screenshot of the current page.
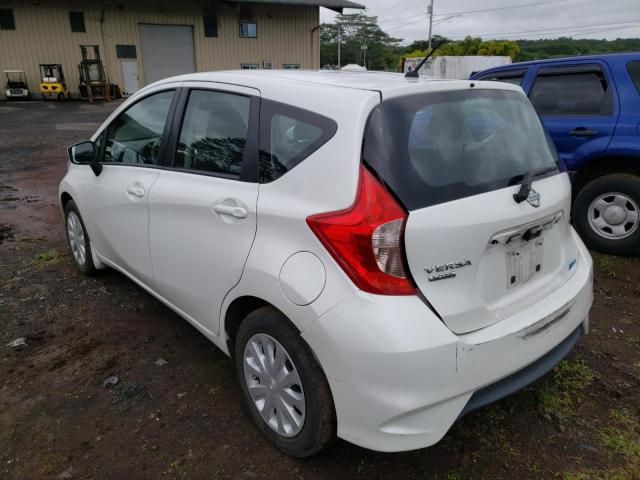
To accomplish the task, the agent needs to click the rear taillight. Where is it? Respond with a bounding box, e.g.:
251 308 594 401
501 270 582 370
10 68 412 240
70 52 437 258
306 166 416 295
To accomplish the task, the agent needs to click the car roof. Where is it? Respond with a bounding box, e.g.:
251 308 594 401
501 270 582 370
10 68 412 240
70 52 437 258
479 52 640 72
151 69 521 99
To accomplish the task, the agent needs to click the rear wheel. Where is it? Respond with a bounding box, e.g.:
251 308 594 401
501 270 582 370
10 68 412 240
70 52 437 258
64 200 96 275
234 307 336 457
573 174 640 256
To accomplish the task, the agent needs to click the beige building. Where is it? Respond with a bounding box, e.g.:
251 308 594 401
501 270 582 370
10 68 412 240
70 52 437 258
0 0 363 99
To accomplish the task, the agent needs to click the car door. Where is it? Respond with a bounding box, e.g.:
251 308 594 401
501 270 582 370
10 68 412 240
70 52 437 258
82 88 178 285
148 83 260 336
528 63 619 170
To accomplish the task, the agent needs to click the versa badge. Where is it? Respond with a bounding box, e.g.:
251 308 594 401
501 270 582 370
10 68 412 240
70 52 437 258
425 260 472 282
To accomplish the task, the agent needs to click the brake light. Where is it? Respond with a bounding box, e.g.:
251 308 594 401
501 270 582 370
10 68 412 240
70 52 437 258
306 166 416 295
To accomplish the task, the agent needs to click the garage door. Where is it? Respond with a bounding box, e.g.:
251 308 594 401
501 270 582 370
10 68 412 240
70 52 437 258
139 24 196 84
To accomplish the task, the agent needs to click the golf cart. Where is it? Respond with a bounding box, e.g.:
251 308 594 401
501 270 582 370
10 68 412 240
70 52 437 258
40 64 70 100
4 70 30 100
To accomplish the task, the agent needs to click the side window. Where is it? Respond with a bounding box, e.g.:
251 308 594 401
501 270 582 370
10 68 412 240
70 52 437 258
478 70 526 86
104 90 174 165
628 61 640 94
259 100 337 183
530 66 613 116
174 90 251 178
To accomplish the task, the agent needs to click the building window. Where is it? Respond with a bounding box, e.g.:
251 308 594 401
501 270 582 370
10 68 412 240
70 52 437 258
283 64 301 70
69 11 86 33
0 8 15 30
263 61 273 69
240 21 257 38
116 45 137 59
241 64 259 70
203 16 218 37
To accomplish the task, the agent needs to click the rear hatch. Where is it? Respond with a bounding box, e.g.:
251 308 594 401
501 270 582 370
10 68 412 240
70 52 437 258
364 86 580 334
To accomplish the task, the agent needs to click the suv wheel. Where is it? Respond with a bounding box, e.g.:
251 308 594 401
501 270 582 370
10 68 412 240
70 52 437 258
573 174 640 256
234 306 336 457
64 200 96 275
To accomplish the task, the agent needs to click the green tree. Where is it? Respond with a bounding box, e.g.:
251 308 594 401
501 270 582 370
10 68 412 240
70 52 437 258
515 37 640 61
435 36 520 60
320 13 403 70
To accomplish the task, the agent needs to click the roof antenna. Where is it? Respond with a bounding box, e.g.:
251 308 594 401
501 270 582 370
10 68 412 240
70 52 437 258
405 39 449 78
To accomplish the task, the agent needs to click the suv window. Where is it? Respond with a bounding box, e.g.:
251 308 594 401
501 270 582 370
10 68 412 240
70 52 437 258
530 65 613 116
174 90 251 178
104 90 174 165
628 61 640 94
478 69 526 86
363 89 560 210
259 100 337 183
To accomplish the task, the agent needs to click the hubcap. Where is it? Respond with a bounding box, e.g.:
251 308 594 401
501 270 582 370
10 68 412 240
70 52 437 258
66 211 87 266
242 333 305 437
588 192 639 240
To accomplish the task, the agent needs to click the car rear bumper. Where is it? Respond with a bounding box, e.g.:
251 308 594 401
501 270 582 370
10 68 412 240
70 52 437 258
301 229 593 452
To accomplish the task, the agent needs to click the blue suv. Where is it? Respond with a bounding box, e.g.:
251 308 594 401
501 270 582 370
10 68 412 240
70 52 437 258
472 53 640 255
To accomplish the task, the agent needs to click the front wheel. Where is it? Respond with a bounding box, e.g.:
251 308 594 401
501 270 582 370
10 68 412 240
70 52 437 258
234 307 336 457
64 200 96 275
573 174 640 256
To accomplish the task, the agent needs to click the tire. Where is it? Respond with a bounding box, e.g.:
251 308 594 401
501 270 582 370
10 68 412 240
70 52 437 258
573 174 640 256
64 200 96 275
234 306 336 457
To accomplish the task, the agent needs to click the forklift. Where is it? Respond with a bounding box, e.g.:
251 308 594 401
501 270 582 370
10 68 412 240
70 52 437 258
4 70 30 100
78 45 111 103
39 64 70 101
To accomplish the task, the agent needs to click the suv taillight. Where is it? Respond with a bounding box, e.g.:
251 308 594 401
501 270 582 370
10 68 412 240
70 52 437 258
306 166 416 295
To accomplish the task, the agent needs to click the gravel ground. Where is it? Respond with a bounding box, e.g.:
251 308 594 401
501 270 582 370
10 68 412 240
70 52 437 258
1 100 639 480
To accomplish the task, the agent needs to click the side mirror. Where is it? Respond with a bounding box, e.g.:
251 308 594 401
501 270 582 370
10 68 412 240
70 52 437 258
68 141 102 176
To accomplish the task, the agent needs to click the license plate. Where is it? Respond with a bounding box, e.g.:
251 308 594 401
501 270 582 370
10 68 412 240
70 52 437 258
506 238 544 288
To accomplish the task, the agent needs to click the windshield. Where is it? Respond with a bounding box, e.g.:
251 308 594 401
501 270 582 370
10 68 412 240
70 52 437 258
363 88 560 210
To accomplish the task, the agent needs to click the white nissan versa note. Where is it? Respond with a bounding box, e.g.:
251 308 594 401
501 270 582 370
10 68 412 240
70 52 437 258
59 70 593 457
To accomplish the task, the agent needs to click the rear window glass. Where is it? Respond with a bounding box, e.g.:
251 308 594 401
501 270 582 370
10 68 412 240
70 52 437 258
259 99 337 183
628 61 640 94
364 89 560 210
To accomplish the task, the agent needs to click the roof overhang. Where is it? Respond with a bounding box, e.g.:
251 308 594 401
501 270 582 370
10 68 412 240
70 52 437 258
233 0 365 13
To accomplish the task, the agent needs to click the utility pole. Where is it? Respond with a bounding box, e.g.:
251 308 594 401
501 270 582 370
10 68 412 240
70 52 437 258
427 0 435 51
337 24 341 68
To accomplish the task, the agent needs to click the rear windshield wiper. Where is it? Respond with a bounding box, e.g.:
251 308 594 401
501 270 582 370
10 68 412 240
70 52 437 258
512 166 558 204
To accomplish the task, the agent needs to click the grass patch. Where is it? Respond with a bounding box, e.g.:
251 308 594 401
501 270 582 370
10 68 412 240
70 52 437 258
592 253 618 279
538 360 595 417
628 337 640 351
562 410 640 480
31 249 63 268
600 409 640 460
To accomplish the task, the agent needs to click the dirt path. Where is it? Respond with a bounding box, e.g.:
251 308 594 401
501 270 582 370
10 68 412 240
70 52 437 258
1 101 639 480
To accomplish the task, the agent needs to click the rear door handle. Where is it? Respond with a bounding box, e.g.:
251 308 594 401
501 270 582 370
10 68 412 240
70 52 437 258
213 204 248 219
569 128 598 137
126 185 145 197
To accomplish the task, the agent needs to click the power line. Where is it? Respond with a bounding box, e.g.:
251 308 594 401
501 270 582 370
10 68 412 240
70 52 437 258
480 23 640 39
444 20 640 39
433 0 572 17
378 0 575 30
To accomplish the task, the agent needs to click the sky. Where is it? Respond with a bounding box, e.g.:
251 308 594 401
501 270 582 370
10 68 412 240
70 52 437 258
320 0 640 45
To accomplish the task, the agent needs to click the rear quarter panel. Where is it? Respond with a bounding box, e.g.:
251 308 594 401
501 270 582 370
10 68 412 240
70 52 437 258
220 86 381 345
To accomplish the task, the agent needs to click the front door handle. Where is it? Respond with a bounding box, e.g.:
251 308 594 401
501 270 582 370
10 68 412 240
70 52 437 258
213 204 248 219
569 128 598 137
126 185 145 197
